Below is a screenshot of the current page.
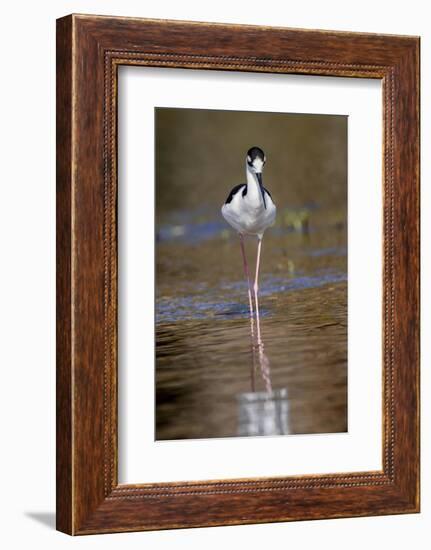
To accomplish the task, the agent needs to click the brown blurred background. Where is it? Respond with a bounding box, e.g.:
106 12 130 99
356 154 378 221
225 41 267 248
156 107 347 219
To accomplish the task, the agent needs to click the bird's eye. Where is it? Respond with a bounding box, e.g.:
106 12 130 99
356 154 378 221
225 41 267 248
247 155 252 164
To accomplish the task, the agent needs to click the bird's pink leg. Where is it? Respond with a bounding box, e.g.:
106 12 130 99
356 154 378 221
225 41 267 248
239 234 254 319
252 238 272 393
254 237 263 344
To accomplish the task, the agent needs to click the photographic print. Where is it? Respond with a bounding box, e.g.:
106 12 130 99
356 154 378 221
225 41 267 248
155 107 347 440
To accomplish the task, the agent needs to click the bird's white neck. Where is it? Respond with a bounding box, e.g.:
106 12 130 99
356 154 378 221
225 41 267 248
246 163 264 206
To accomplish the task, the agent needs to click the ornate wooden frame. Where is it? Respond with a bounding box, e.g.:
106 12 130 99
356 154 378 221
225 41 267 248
56 14 420 535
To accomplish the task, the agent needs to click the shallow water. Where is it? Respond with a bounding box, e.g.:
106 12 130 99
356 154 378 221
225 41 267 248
155 213 347 440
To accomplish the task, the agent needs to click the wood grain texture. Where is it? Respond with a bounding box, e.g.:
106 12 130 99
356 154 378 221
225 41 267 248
56 15 73 535
56 14 420 535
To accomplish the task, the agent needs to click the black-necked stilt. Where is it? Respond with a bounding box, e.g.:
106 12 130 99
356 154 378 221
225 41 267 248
221 147 276 340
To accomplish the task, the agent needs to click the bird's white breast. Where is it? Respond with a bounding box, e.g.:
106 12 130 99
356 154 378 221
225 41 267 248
222 190 276 237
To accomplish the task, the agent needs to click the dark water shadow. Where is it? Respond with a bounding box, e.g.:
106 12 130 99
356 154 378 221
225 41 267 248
25 511 56 530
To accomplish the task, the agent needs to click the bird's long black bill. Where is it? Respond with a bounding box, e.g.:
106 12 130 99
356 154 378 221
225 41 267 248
256 173 267 209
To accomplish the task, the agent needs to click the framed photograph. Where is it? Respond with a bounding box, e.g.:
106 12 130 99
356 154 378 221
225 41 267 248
56 14 420 535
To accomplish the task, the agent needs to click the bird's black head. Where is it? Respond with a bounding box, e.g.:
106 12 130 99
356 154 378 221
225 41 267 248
246 147 267 209
246 147 266 173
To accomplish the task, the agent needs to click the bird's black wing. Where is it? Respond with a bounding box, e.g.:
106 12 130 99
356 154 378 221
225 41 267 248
263 187 273 200
224 184 247 204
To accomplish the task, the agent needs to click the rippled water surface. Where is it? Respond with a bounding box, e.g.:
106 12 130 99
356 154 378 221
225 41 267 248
156 216 347 440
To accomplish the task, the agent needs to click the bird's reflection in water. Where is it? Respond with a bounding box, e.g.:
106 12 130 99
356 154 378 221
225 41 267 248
237 315 290 437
